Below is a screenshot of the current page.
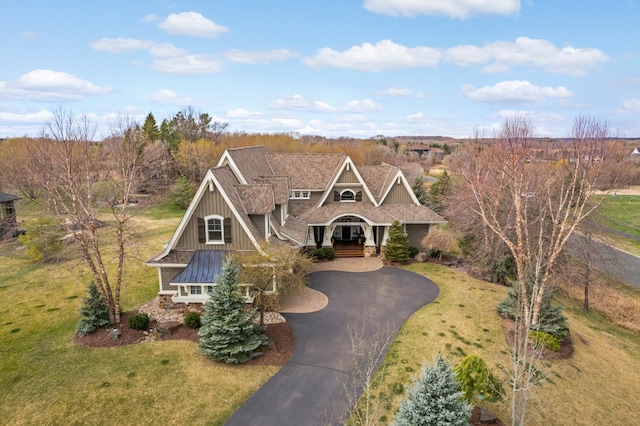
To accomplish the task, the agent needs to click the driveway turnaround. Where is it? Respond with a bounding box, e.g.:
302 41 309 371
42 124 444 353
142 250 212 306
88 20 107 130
225 267 439 426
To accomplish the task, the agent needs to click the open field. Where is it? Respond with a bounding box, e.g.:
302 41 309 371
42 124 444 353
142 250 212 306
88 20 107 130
0 201 280 426
590 193 640 257
353 263 640 425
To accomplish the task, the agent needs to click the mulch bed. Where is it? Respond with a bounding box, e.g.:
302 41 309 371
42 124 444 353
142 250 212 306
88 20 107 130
501 318 574 360
74 312 295 366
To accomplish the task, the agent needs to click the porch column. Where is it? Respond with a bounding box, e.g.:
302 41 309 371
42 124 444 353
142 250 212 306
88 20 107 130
362 224 375 246
321 224 334 247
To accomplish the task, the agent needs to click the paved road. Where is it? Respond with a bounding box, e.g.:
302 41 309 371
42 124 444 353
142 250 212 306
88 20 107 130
225 267 439 426
567 235 640 288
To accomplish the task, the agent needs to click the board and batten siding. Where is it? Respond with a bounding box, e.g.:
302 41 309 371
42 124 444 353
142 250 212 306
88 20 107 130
336 168 359 184
381 182 413 204
174 188 254 251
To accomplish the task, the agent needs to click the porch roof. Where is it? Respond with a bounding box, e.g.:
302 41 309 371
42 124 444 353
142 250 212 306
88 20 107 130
171 250 228 284
298 202 446 225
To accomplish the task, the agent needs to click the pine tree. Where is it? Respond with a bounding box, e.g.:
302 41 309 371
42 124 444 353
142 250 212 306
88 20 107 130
427 170 451 214
412 176 428 206
385 220 410 263
77 281 111 336
198 257 267 364
142 112 160 142
170 175 195 209
393 355 472 426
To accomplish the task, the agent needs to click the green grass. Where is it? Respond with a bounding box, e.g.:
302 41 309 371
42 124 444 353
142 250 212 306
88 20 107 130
591 194 640 256
354 263 640 425
0 202 280 426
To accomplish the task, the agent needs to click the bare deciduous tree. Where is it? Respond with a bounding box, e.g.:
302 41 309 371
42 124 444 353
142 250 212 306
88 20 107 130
450 115 626 328
29 109 147 324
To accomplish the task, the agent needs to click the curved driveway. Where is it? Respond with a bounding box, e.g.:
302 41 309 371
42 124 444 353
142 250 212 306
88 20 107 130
226 267 439 426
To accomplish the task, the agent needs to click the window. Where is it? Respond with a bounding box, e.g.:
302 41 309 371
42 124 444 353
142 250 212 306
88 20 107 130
206 216 223 242
189 285 202 295
340 190 355 202
206 285 214 294
290 190 310 199
198 216 231 244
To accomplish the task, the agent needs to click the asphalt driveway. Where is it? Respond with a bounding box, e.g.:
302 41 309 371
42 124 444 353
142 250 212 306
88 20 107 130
225 267 439 426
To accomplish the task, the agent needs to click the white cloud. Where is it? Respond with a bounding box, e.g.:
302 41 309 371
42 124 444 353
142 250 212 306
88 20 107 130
223 49 296 64
622 98 640 113
225 109 264 118
157 11 228 38
141 14 160 23
0 69 111 102
269 94 381 112
363 0 520 19
90 37 156 53
474 37 609 75
150 89 201 105
0 109 53 123
303 39 440 71
462 80 574 104
152 55 224 74
380 87 424 98
304 37 607 75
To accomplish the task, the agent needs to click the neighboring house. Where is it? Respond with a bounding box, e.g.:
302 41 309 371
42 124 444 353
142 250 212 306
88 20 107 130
0 191 20 240
147 146 445 307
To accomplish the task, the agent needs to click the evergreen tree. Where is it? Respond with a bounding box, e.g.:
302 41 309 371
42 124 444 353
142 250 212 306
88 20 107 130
77 281 111 336
412 176 428 206
198 257 267 364
170 175 195 209
427 170 451 214
142 112 160 142
385 220 410 263
159 118 181 151
393 355 472 426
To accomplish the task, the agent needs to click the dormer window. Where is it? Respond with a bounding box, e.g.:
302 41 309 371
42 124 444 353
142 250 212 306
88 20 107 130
340 190 355 202
290 190 310 199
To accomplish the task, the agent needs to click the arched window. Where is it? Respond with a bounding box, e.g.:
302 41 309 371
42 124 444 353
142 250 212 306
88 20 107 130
340 190 355 202
205 215 224 243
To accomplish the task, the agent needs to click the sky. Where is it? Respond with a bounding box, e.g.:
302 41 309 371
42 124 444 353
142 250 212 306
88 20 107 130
1 0 639 140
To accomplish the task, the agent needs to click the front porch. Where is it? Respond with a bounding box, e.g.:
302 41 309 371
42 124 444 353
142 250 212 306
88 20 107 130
308 216 386 258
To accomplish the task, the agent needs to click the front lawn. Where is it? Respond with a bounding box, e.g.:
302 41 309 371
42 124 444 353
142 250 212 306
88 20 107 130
353 263 640 425
0 201 280 425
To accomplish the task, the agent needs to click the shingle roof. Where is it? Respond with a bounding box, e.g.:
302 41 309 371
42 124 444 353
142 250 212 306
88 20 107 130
273 213 308 245
298 201 446 225
359 164 397 203
225 146 273 183
211 165 263 242
235 184 274 215
255 176 290 204
267 152 346 190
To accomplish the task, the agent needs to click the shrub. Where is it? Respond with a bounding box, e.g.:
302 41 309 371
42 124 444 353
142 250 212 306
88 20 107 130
184 312 201 329
429 248 442 258
453 355 503 404
529 330 561 352
408 246 419 258
321 247 335 260
129 313 150 331
76 281 110 336
312 248 325 260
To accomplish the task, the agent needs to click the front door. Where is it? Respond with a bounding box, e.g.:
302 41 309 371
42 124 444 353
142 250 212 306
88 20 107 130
342 225 351 241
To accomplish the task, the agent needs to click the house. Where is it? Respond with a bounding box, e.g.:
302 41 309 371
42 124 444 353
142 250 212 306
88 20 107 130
147 146 445 307
0 191 20 240
632 147 640 156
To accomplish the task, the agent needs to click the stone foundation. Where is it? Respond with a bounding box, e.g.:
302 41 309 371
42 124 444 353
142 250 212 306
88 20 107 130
363 246 377 257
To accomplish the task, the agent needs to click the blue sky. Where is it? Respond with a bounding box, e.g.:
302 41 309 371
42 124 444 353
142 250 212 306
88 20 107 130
1 0 639 139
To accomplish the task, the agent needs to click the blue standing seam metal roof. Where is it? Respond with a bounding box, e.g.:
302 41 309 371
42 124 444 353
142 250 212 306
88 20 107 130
170 250 227 284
